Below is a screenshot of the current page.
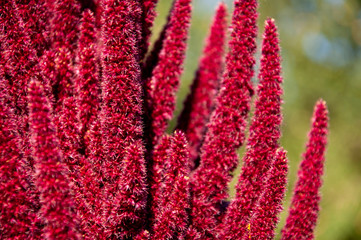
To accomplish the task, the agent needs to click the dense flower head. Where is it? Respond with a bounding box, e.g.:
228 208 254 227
0 1 329 239
218 17 283 239
281 100 329 240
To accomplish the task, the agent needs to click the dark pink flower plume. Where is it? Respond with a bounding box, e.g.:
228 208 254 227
177 3 228 167
219 18 283 239
0 1 331 239
281 100 329 240
144 0 192 146
45 0 81 108
149 134 172 224
0 100 40 239
100 0 148 237
140 0 159 59
104 144 148 238
242 148 288 240
28 79 80 239
188 0 258 238
152 131 190 239
75 9 101 149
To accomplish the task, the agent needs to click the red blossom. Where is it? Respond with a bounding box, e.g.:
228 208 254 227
281 100 329 240
100 0 148 237
152 131 190 239
144 0 192 146
28 79 80 239
188 0 258 238
219 18 283 239
0 1 331 239
0 100 41 239
177 3 228 168
243 148 288 240
140 0 159 60
104 143 148 238
149 134 172 224
75 9 101 149
46 0 81 108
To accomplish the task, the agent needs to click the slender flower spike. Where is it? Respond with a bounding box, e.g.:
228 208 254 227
100 0 144 166
75 9 100 147
0 101 40 239
189 0 258 238
152 131 190 239
149 134 172 223
144 0 192 146
281 100 329 240
105 144 148 238
13 0 49 58
243 148 288 240
45 0 81 107
177 3 228 166
28 80 80 239
100 0 148 237
219 18 283 239
140 0 159 59
0 1 34 115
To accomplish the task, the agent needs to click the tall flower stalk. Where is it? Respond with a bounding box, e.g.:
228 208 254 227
0 1 329 239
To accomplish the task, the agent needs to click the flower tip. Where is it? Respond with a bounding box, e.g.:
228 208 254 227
173 129 186 138
82 7 94 18
276 147 287 156
264 18 277 32
217 1 227 13
314 99 328 118
266 17 275 24
315 99 327 110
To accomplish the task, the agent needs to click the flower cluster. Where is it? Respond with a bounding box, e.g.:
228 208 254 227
0 0 328 239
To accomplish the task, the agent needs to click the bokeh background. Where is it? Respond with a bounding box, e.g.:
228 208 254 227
151 0 361 239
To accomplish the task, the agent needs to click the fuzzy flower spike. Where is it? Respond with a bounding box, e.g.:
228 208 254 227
242 148 289 240
188 0 258 238
28 80 80 239
144 0 192 147
100 0 148 238
281 100 329 240
177 2 228 167
218 17 283 240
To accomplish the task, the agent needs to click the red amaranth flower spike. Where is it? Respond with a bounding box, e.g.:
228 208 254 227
152 131 190 239
0 3 44 229
177 3 228 167
75 9 101 149
100 0 148 237
219 18 283 239
79 119 106 239
100 0 144 165
281 100 329 240
28 79 80 239
144 0 192 146
45 0 81 107
149 134 172 224
242 148 288 240
13 0 49 58
127 0 144 62
0 1 34 114
140 0 159 60
0 100 41 239
188 0 258 238
73 12 103 235
105 144 148 238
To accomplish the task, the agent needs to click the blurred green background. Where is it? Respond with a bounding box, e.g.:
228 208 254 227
151 0 361 239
